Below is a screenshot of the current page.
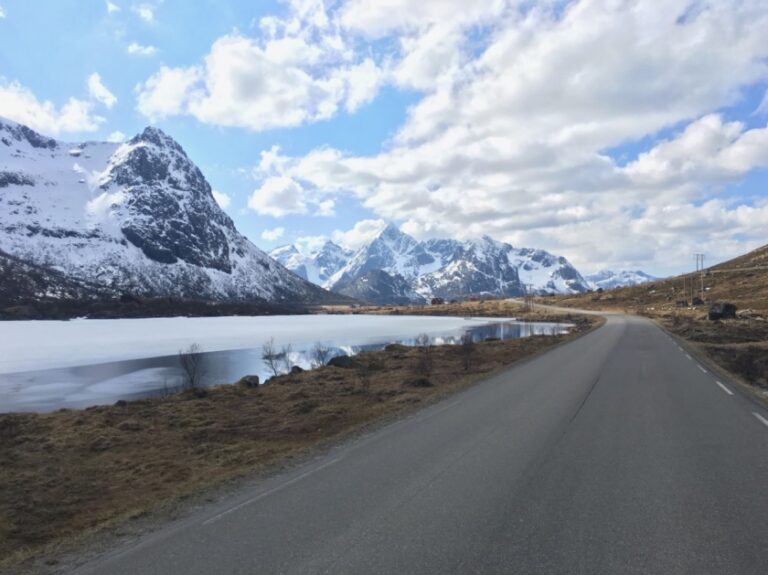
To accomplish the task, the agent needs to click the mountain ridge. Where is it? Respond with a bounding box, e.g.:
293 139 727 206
0 117 346 306
271 225 592 304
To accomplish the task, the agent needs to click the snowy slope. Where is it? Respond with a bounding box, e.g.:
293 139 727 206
585 270 658 290
0 117 341 304
270 240 352 286
276 225 589 303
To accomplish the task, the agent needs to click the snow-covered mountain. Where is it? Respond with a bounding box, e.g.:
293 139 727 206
270 240 352 286
0 117 342 304
585 270 658 290
273 224 589 304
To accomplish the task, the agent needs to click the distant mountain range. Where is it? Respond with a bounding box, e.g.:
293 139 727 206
585 270 658 290
272 224 595 304
0 116 656 310
0 117 344 306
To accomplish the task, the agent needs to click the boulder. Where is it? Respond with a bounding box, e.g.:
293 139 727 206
328 355 355 368
708 302 737 321
237 375 260 388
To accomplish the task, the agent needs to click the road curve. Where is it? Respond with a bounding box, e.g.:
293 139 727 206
74 315 768 574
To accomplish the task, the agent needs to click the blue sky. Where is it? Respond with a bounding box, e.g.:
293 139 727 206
1 0 767 276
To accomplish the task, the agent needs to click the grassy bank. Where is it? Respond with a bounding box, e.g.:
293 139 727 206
0 312 598 570
540 243 768 398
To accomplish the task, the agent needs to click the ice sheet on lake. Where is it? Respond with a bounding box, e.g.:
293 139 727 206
0 314 511 374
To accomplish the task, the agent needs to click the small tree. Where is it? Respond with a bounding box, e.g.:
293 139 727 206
310 342 332 368
261 337 283 378
178 343 204 390
459 333 476 372
414 333 433 377
280 343 294 376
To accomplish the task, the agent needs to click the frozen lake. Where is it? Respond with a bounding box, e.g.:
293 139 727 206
0 314 569 412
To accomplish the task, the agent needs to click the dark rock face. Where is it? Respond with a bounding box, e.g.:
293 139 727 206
0 171 34 188
0 122 57 149
335 269 426 305
107 127 234 272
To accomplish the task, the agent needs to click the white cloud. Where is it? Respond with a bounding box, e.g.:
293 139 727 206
261 227 285 241
255 0 768 273
106 130 126 142
0 5 6 19
248 176 307 217
135 0 385 131
295 234 329 252
131 3 156 22
127 42 157 56
211 189 231 209
0 80 105 135
331 219 387 250
135 66 201 121
106 1 120 14
87 73 117 109
315 199 335 216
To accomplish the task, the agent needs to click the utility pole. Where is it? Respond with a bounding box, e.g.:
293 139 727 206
694 253 705 302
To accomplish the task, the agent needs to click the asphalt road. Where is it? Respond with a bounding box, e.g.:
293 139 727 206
74 315 768 574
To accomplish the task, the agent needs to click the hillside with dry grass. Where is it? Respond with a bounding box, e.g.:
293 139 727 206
545 244 768 399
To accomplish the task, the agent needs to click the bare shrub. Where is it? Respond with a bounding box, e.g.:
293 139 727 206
310 342 332 368
280 343 294 377
178 343 204 391
261 338 283 378
414 333 433 377
459 333 476 372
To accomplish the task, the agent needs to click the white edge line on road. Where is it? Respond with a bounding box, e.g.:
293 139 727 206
698 365 707 373
715 381 734 396
685 354 693 360
202 456 344 526
753 412 768 428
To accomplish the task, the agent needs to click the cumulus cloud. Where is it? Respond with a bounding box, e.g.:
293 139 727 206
260 227 285 241
248 176 307 217
331 219 387 250
106 1 120 14
211 189 231 209
251 0 768 272
106 130 126 142
135 0 385 131
0 5 6 18
0 80 105 134
87 73 117 109
135 66 201 121
127 42 157 56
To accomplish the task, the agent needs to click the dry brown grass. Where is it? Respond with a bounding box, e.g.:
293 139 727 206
540 244 768 396
322 298 583 323
0 314 598 569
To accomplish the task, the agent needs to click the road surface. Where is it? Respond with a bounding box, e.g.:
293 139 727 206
74 314 768 574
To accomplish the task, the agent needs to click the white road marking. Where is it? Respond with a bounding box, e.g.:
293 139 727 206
697 365 707 373
202 457 344 526
753 412 768 428
685 354 692 360
715 381 734 396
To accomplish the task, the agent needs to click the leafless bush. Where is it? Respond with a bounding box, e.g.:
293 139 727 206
414 333 433 377
356 353 383 395
310 342 332 368
262 337 284 378
459 333 476 372
178 343 204 390
281 344 295 379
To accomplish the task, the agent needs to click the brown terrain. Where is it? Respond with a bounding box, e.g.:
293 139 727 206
0 309 598 571
545 243 768 399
